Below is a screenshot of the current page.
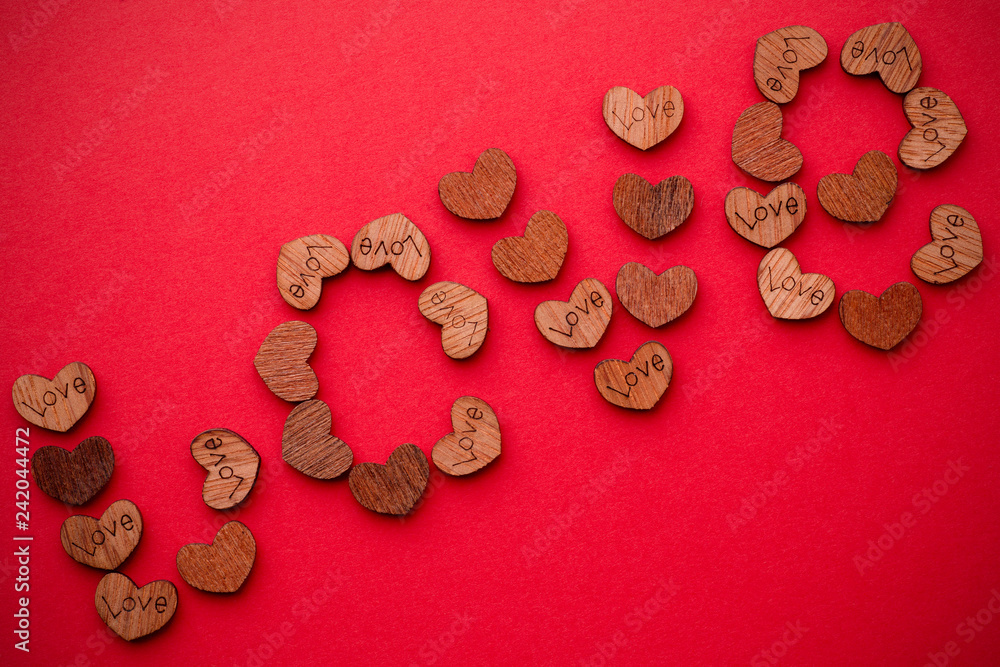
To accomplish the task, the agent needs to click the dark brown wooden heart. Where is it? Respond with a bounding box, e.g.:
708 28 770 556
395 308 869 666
282 400 353 479
615 263 697 327
839 282 922 350
612 174 694 240
31 436 114 505
817 150 897 223
348 444 429 515
491 210 568 283
176 521 256 593
438 148 516 219
731 101 802 182
253 321 319 402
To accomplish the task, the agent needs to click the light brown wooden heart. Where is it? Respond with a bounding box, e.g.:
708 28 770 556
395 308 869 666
491 210 568 282
176 521 256 593
731 101 802 182
31 435 114 505
725 183 806 248
348 443 429 515
817 150 897 223
594 341 672 410
438 148 516 219
899 87 967 169
839 282 922 350
350 213 431 280
841 22 921 94
602 86 683 150
277 234 350 310
616 263 697 328
754 26 828 104
757 248 835 320
61 499 142 570
190 429 260 510
12 362 96 432
911 205 983 285
418 281 488 359
534 278 613 349
282 400 353 479
432 396 500 476
612 174 694 240
95 572 177 641
253 321 318 402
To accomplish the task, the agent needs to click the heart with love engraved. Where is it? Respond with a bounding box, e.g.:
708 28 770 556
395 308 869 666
534 278 613 349
96 572 178 641
432 396 501 476
725 183 806 248
612 174 694 240
491 210 568 282
282 399 353 480
350 213 431 281
176 521 256 593
254 320 319 402
840 22 921 94
839 282 922 350
731 101 802 182
757 248 835 320
13 362 96 432
753 25 828 104
276 234 350 310
602 86 684 150
817 150 897 223
31 435 114 505
899 87 967 170
438 148 516 220
190 429 260 510
349 443 430 515
61 499 143 570
594 341 673 410
418 281 489 359
911 205 982 285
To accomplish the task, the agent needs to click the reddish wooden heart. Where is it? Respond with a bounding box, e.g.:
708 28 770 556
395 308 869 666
31 435 114 505
839 282 922 350
841 22 921 93
438 148 516 219
817 151 897 223
190 429 260 510
282 400 353 479
534 279 613 349
731 101 802 182
349 444 429 515
724 183 806 248
491 210 568 283
615 263 697 328
602 86 683 150
12 362 96 432
176 521 256 593
254 321 319 402
612 174 694 240
594 342 673 410
95 572 177 641
418 281 489 359
432 396 501 476
350 213 431 281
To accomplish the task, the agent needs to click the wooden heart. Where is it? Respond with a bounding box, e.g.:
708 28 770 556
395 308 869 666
190 429 260 510
12 362 96 432
616 263 697 328
841 22 921 93
348 443 429 515
350 213 431 280
817 150 897 223
254 321 318 402
757 248 835 320
438 148 516 219
911 205 983 284
754 26 828 104
594 341 673 410
839 282 922 350
31 435 114 505
418 281 489 359
95 572 177 641
277 234 350 310
282 400 353 479
534 278 613 349
899 87 967 170
725 183 806 248
491 210 568 282
61 499 142 570
432 396 500 476
612 174 694 240
176 521 256 593
602 86 683 150
731 101 802 182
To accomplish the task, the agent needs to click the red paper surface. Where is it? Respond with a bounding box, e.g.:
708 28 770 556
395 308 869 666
3 1 1000 665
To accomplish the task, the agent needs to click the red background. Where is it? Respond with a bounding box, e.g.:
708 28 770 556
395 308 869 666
3 1 1000 665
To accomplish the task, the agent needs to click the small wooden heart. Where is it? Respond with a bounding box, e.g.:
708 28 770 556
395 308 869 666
534 278 613 349
616 263 697 328
491 210 568 282
899 87 967 170
612 174 694 240
602 86 684 150
817 150 897 223
350 213 431 280
12 362 96 432
349 443 429 515
438 148 516 220
277 234 350 310
61 499 142 570
911 205 983 285
724 183 806 248
594 341 673 410
95 572 177 641
754 26 828 104
176 521 256 593
432 396 501 476
731 101 802 182
31 435 114 505
418 281 489 359
254 321 319 402
758 248 835 320
190 429 260 510
282 400 353 479
841 22 921 94
839 282 922 350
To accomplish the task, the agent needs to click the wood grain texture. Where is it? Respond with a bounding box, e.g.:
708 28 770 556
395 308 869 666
731 102 802 182
277 234 350 310
282 399 353 479
432 396 500 476
754 26 828 104
12 361 96 432
817 150 897 223
176 521 255 593
757 248 835 320
839 282 922 350
418 281 488 359
911 205 983 285
534 278 613 349
348 443 429 515
841 22 921 94
612 174 694 240
491 210 568 282
190 429 259 510
594 341 672 410
602 86 683 150
615 263 697 328
438 148 516 219
60 499 142 570
30 435 113 505
899 87 967 169
95 572 177 641
724 182 806 248
350 213 431 280
253 320 318 402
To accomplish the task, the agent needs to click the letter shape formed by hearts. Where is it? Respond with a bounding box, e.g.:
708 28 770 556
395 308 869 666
911 205 983 285
282 400 353 479
603 86 684 150
277 234 350 310
349 443 430 515
839 282 922 350
176 521 256 593
438 148 516 220
12 361 96 432
190 429 260 510
350 213 431 280
418 282 489 359
95 572 178 641
254 321 319 402
31 435 114 505
432 396 501 476
754 26 828 104
725 183 807 248
616 263 697 328
612 174 694 240
899 87 967 170
534 278 613 349
757 248 836 320
491 210 568 282
731 102 802 182
841 22 922 94
594 341 673 410
817 150 897 223
61 499 143 570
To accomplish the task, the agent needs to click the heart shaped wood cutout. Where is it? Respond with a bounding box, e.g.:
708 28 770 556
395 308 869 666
350 213 431 280
612 174 694 240
190 429 260 510
841 22 921 94
31 435 114 505
731 101 802 182
176 521 256 593
349 443 429 515
911 205 983 285
534 278 613 349
12 361 96 432
602 86 683 150
758 248 835 320
282 400 353 479
839 282 922 350
438 148 516 219
61 499 142 570
418 281 489 359
277 234 350 310
432 396 500 476
725 183 806 248
254 320 319 402
96 572 177 641
899 87 967 170
616 263 697 328
594 341 673 410
754 26 828 104
491 210 568 282
817 150 897 223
